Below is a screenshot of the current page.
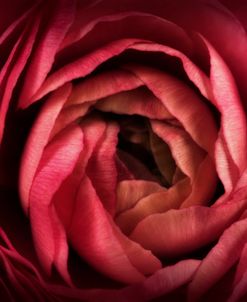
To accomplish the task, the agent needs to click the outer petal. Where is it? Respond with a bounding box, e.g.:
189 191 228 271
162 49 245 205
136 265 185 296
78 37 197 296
18 0 76 108
29 124 83 282
48 259 200 302
188 218 247 301
19 83 72 213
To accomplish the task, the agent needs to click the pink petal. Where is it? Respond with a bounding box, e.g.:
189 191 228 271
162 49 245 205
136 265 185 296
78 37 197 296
66 69 142 107
116 180 165 215
28 39 145 106
188 218 247 301
86 121 119 215
18 0 75 108
53 116 106 230
69 175 158 284
181 154 217 207
116 178 190 235
48 259 200 302
96 86 172 119
123 63 218 155
19 83 72 214
151 120 206 179
29 124 83 281
130 198 247 257
202 38 247 190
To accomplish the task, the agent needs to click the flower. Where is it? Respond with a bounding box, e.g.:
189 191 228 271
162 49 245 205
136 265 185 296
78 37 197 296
1 0 247 301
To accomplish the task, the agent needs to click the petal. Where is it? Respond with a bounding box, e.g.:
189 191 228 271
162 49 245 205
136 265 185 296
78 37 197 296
116 178 190 235
0 15 39 144
18 0 76 108
69 175 154 284
188 218 247 301
96 86 172 119
130 198 247 257
53 116 106 230
28 39 145 106
116 180 165 215
151 120 206 179
86 121 119 214
29 124 83 281
124 63 218 155
19 83 72 214
48 259 200 302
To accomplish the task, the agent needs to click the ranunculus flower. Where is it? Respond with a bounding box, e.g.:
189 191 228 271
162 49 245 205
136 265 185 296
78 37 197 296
1 0 247 301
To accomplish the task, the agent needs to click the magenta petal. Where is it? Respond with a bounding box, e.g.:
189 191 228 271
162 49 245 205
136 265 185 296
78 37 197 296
188 218 247 301
29 124 83 281
19 83 72 214
130 198 247 257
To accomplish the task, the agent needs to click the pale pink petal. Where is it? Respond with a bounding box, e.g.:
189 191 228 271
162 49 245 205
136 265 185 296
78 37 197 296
96 86 172 119
116 178 191 235
181 154 217 207
116 180 165 215
130 198 247 257
188 218 247 301
18 0 75 108
19 83 72 214
29 124 83 282
66 69 142 106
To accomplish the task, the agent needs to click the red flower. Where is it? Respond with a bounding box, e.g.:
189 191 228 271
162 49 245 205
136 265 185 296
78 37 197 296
1 1 247 301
